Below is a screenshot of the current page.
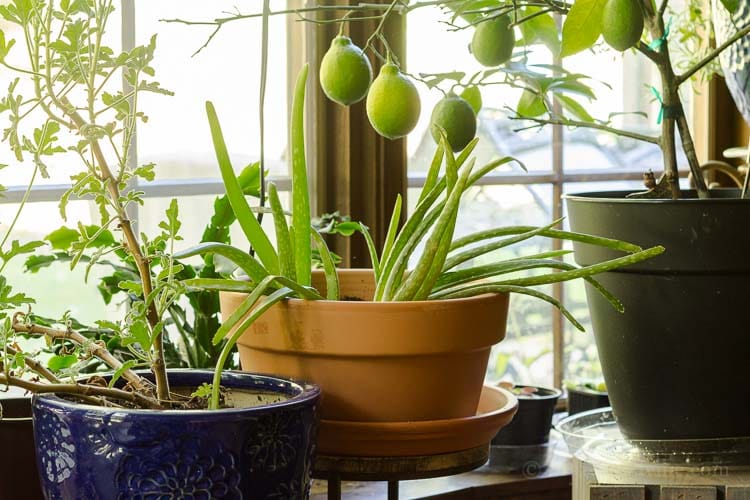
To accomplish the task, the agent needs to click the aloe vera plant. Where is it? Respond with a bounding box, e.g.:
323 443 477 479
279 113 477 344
177 63 664 409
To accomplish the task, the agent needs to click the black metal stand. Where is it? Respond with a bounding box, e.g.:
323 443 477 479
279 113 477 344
313 444 490 500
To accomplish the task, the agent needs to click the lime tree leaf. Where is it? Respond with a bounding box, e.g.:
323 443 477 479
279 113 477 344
720 0 739 13
48 354 78 371
561 0 606 57
517 89 547 117
519 8 561 56
556 94 595 122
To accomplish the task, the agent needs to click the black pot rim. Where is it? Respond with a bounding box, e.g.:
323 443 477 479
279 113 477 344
567 387 607 396
512 385 562 400
0 396 32 422
33 369 320 416
564 189 750 204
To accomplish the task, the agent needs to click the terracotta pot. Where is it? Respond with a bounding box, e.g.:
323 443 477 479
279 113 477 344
221 269 509 422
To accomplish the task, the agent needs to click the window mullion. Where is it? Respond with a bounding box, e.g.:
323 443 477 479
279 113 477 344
122 0 138 233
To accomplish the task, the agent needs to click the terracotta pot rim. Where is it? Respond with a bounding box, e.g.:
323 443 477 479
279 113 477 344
320 386 518 430
221 289 507 308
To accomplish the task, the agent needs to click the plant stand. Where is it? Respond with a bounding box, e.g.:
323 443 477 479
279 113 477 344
313 444 490 499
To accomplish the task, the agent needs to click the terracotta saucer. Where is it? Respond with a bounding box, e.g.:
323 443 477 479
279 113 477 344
317 385 518 457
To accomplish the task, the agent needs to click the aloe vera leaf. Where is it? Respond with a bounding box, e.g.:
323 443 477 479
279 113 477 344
450 226 643 254
393 160 474 301
375 181 445 300
412 159 478 300
490 246 665 287
431 284 584 331
174 242 268 284
420 144 444 203
268 182 295 280
311 229 340 300
443 218 565 271
205 101 279 274
210 286 293 409
182 278 322 301
455 136 479 168
378 194 403 277
291 65 312 286
433 258 623 312
358 223 380 282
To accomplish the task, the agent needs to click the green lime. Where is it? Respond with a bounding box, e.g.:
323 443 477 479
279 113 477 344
430 94 477 152
602 0 644 51
319 36 373 106
366 63 421 140
460 86 483 114
470 15 515 67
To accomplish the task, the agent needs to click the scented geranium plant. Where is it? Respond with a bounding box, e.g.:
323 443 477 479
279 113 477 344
0 0 261 408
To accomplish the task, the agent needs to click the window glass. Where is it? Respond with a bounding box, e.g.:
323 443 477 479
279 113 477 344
134 2 289 180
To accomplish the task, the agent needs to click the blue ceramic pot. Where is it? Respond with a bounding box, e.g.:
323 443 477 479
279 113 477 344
32 370 320 499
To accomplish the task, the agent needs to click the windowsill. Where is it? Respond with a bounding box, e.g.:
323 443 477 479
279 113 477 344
310 440 572 499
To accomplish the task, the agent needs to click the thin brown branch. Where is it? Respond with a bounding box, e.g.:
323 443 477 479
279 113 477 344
677 22 750 85
55 97 170 401
5 345 59 383
514 116 661 144
11 315 155 397
0 373 161 409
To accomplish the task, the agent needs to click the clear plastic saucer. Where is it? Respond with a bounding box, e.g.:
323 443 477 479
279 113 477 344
555 408 750 486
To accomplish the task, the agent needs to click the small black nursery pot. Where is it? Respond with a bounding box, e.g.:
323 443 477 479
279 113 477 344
567 385 609 416
492 385 562 446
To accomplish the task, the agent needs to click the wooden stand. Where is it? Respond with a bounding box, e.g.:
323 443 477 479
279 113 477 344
312 445 490 500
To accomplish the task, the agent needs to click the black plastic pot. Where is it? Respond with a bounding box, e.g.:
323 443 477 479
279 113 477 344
0 392 43 499
567 387 609 416
566 189 750 441
492 386 561 446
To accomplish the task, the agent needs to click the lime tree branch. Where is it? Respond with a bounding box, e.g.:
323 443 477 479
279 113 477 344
512 116 661 145
677 22 750 85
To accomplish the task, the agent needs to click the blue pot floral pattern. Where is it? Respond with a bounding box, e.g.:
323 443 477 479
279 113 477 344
32 370 320 499
116 436 241 499
245 411 300 473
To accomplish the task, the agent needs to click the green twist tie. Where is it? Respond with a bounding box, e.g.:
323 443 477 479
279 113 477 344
648 17 672 51
650 86 682 124
650 87 664 124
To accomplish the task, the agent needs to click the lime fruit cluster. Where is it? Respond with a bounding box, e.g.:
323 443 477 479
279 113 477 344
430 94 477 152
471 15 516 67
319 36 373 106
601 0 644 51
